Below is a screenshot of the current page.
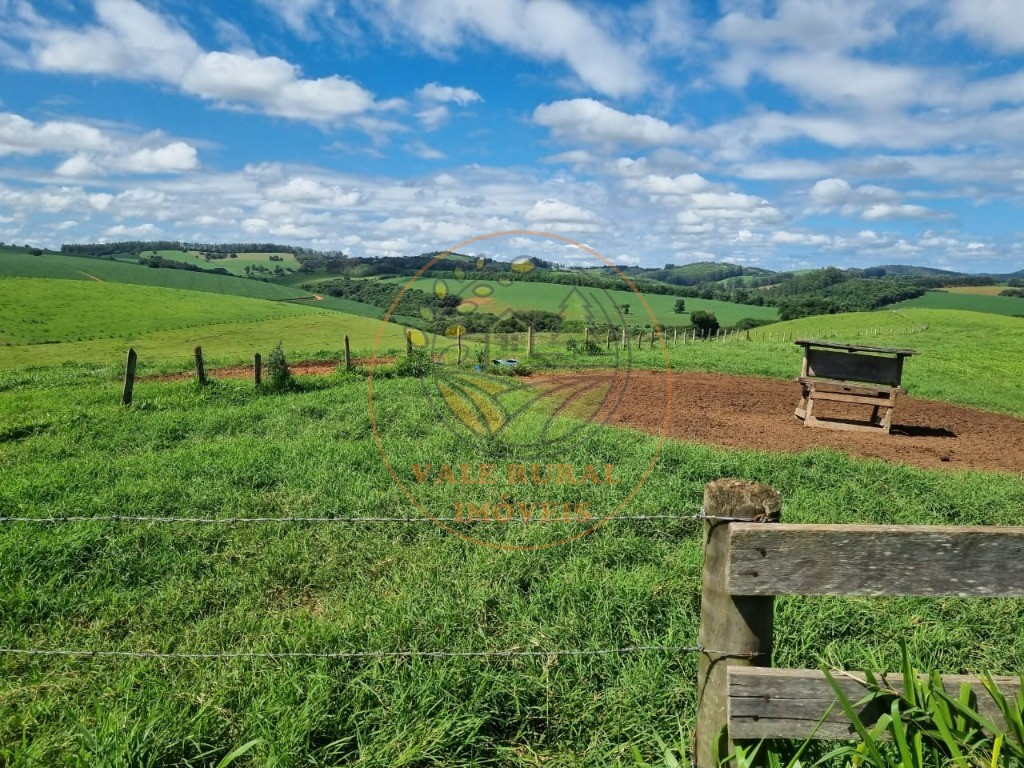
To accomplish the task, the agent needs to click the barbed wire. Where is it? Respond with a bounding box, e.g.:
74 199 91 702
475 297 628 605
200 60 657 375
0 644 759 661
0 513 701 526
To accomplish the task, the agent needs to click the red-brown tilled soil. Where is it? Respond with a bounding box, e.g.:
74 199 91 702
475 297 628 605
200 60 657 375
529 370 1024 474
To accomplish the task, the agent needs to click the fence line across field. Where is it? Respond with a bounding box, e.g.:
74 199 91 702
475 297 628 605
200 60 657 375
0 643 752 662
0 512 702 526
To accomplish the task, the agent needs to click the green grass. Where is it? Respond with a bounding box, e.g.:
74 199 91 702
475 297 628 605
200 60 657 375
378 276 778 328
0 278 410 370
894 290 1024 317
0 249 309 300
458 309 1024 419
0 365 1022 766
136 250 302 276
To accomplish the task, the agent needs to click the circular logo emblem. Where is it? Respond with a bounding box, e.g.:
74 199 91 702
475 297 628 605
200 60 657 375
369 231 671 550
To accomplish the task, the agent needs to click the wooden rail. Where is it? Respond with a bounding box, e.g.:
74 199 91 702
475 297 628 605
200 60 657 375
694 479 1024 767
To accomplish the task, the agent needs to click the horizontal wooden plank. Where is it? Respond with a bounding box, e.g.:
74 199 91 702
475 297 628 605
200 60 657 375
728 524 1024 597
729 667 1021 741
805 348 905 387
795 339 917 356
807 391 895 406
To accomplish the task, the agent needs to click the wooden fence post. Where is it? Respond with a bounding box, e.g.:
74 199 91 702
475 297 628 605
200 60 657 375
527 326 534 358
122 347 137 406
637 331 643 349
584 327 590 346
344 335 351 371
194 346 206 385
405 329 413 356
650 328 656 348
673 329 678 347
254 353 262 387
621 326 627 348
695 479 781 768
457 330 462 364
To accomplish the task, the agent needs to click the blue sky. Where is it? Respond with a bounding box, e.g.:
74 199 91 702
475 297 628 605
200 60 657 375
2 0 1024 272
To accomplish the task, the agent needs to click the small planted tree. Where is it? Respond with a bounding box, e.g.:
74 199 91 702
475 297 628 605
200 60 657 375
673 298 686 314
266 342 292 392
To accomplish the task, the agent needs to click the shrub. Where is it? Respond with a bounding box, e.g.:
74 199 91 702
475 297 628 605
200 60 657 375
266 342 292 392
393 349 431 377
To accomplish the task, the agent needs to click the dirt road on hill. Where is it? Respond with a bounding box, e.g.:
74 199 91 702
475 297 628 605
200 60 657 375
529 370 1024 473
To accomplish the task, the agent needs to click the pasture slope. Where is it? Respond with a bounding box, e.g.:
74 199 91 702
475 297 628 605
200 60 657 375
130 249 303 276
0 248 310 300
0 277 409 370
379 275 779 327
894 288 1024 316
0 295 1022 766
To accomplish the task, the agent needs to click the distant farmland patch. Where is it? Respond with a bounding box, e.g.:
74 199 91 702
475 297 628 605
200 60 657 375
379 276 778 327
940 285 1009 296
894 289 1024 316
0 248 309 300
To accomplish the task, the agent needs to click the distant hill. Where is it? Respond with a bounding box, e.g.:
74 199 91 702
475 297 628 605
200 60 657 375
863 264 966 277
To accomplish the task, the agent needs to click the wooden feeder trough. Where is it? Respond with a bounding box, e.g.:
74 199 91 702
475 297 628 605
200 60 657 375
794 339 916 434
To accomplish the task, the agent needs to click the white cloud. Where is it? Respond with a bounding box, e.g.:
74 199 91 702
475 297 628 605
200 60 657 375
416 105 450 130
55 153 103 177
944 0 1024 53
625 172 711 196
355 0 649 97
15 0 377 124
0 112 110 156
534 99 687 146
405 141 446 159
120 142 199 173
861 203 933 220
416 82 482 105
524 198 600 227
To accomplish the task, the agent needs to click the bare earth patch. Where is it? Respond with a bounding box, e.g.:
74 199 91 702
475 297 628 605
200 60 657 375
529 370 1024 474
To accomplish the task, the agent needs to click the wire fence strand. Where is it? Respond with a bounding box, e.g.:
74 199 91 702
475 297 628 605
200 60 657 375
0 644 758 661
0 513 700 525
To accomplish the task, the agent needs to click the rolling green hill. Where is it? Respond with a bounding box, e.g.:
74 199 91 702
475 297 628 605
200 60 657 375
129 249 302 276
379 276 778 327
0 248 309 300
893 290 1024 317
0 278 409 369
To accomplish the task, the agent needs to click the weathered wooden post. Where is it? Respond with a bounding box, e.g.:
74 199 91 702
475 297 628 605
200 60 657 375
621 326 627 348
694 479 780 768
673 329 678 347
637 330 643 349
343 335 351 371
606 329 612 350
254 353 262 387
584 327 590 347
194 346 206 385
122 347 137 406
457 329 463 364
527 326 534 358
650 328 656 348
405 329 413 356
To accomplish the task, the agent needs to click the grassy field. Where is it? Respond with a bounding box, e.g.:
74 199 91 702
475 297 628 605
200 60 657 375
940 285 1010 295
0 278 410 370
0 249 310 300
894 289 1024 316
129 250 302 276
460 309 1024 418
379 276 778 328
1 359 1022 766
1 288 1022 765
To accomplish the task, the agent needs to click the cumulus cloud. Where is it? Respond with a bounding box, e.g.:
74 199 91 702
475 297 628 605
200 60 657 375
14 0 377 124
0 112 110 156
944 0 1024 53
524 198 602 232
353 0 650 97
416 82 482 105
808 177 934 219
534 99 687 146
